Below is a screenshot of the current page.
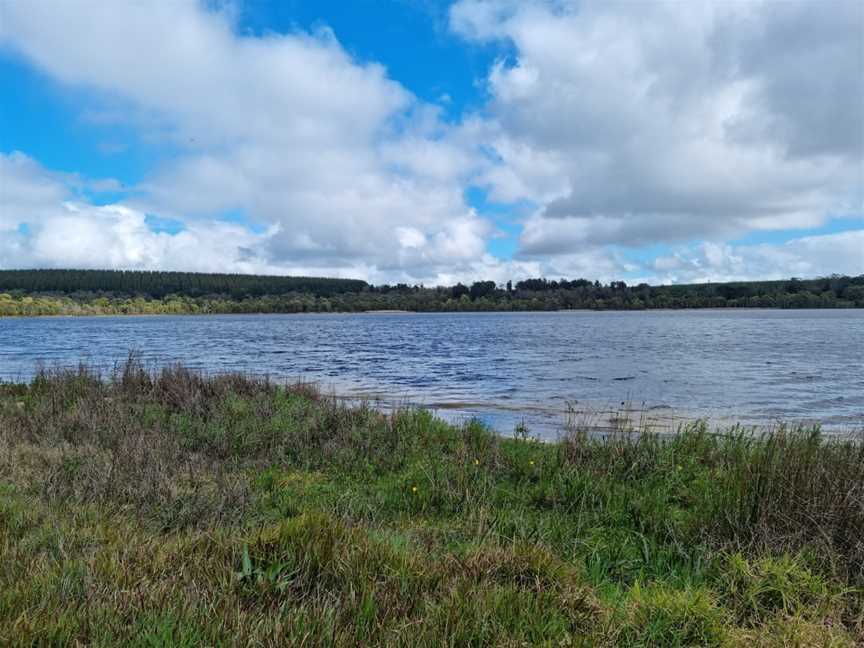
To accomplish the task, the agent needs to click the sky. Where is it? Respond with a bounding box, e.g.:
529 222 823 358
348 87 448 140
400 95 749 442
0 0 862 286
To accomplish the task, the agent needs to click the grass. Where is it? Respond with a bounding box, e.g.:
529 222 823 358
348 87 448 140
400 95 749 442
0 358 862 646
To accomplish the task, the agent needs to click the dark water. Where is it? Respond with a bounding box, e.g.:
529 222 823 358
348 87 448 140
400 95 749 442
1 310 862 438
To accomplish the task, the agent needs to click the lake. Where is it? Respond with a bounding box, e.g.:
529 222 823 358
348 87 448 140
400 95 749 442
1 309 862 438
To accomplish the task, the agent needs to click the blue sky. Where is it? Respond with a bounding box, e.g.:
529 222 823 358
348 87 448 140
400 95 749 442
1 0 500 183
239 0 503 113
0 0 861 284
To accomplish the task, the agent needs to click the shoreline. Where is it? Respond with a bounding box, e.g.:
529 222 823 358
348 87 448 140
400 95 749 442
2 305 863 320
2 365 859 438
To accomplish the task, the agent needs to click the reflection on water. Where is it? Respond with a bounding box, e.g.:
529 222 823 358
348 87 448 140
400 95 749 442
1 310 862 439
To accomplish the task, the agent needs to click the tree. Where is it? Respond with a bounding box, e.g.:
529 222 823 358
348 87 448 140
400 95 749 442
451 283 470 299
469 281 497 300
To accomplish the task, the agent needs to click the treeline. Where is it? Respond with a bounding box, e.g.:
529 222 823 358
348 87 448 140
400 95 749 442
0 269 366 298
0 269 862 316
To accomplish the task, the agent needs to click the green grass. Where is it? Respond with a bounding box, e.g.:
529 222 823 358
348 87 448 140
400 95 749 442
0 359 862 645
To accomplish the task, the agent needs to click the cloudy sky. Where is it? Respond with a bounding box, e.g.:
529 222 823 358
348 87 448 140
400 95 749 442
1 0 861 285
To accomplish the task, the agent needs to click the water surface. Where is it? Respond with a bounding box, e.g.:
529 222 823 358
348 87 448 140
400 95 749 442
1 310 862 438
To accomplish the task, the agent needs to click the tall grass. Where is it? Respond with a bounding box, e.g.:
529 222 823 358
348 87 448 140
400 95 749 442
0 358 861 645
561 424 864 584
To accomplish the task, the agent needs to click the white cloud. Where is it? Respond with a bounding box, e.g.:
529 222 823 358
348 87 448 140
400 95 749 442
0 152 529 285
0 152 74 232
649 231 864 284
2 153 859 286
0 1 495 282
0 152 274 273
451 0 864 254
0 0 861 284
25 202 265 271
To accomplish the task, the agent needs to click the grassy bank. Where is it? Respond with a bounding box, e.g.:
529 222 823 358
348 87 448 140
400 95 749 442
1 361 862 646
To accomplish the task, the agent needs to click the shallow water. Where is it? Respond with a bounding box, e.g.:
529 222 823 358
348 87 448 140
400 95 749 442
1 310 862 438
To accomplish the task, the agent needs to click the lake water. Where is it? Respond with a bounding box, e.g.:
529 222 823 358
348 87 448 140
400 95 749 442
1 310 862 438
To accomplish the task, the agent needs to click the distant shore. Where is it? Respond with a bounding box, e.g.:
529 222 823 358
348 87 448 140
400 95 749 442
2 269 862 317
2 303 862 319
363 309 413 313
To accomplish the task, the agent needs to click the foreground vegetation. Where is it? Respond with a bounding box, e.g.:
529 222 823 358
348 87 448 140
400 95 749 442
1 361 862 645
1 269 863 316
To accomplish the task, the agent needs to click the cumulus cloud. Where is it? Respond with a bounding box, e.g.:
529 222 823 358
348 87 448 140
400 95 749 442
649 231 864 284
451 0 864 253
1 147 858 284
0 1 495 282
0 151 531 284
0 152 275 273
0 152 70 233
0 0 861 284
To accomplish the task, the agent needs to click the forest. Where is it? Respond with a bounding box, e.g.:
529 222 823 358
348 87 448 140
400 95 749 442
0 269 862 316
0 269 366 298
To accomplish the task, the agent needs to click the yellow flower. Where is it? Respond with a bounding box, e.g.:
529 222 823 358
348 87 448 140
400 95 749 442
474 459 480 466
529 460 535 466
411 485 418 493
